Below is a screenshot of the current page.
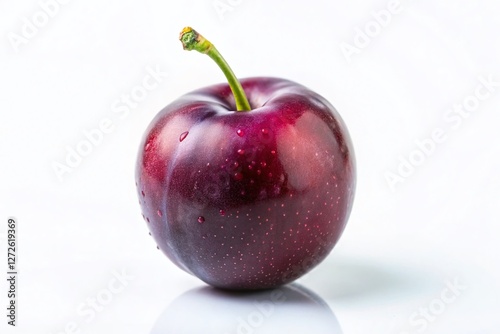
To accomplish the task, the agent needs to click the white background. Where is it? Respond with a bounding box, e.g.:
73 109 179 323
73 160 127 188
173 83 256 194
1 0 499 333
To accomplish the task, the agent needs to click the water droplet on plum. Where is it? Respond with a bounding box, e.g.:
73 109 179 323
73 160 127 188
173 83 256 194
234 172 243 181
237 149 245 155
157 210 163 217
236 129 244 137
198 216 205 223
219 209 226 216
179 131 189 142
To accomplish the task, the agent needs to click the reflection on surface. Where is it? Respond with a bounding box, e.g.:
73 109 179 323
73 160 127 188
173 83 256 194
305 258 440 302
151 283 342 334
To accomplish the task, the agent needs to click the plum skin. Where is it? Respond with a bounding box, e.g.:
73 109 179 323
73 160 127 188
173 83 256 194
136 77 356 290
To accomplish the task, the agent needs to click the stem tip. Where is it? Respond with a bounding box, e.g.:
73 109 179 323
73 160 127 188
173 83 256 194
179 27 211 54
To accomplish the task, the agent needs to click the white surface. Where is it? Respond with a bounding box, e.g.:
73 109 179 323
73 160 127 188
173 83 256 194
1 0 499 333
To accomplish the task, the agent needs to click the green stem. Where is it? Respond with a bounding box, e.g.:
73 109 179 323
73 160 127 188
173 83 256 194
179 27 251 112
